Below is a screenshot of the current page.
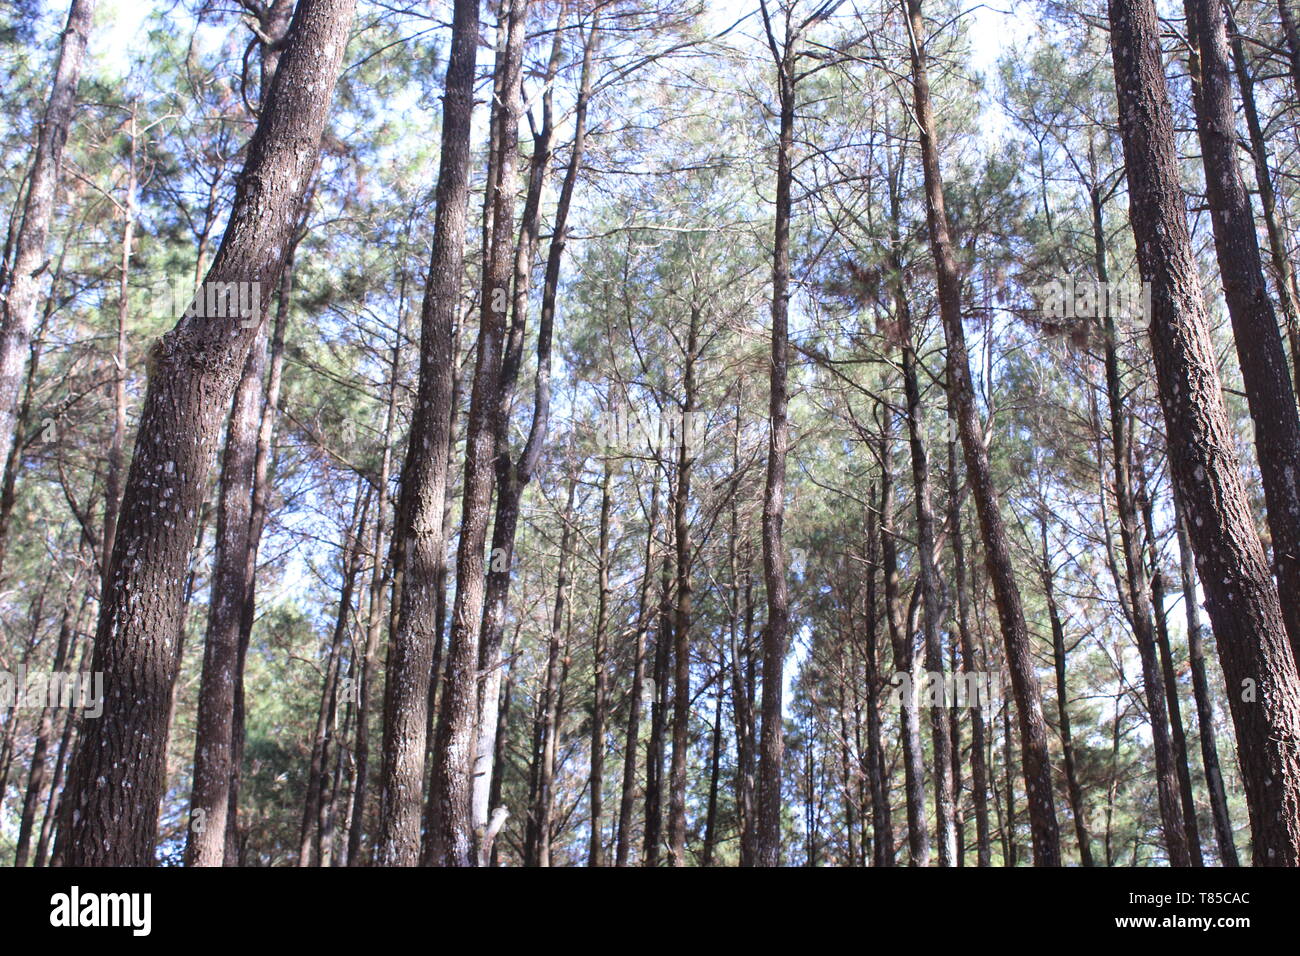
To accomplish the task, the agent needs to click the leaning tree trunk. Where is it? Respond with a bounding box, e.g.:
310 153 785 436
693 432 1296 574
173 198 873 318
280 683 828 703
905 0 1061 866
0 0 97 527
1108 0 1300 865
890 179 955 865
374 0 478 867
1174 493 1238 865
54 0 356 866
1223 2 1300 400
1185 0 1300 664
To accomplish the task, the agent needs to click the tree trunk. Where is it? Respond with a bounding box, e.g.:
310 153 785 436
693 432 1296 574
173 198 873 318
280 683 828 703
755 13 795 870
905 0 1060 865
881 410 927 866
1223 2 1300 401
1108 0 1300 864
890 175 955 865
615 464 660 866
55 0 356 866
426 0 527 868
589 456 613 866
948 431 990 865
1185 0 1300 664
1174 494 1239 865
668 306 700 866
0 0 97 511
374 0 478 867
1038 516 1094 865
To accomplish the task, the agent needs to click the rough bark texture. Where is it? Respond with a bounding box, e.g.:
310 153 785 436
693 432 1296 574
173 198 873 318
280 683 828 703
55 0 356 866
755 0 795 867
1108 0 1300 865
374 0 478 867
1185 0 1300 664
427 0 527 868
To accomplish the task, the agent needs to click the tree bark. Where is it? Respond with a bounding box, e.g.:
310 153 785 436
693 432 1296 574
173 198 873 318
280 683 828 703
1185 0 1300 664
1108 0 1300 864
374 0 478 867
55 0 356 866
427 0 527 868
0 0 97 515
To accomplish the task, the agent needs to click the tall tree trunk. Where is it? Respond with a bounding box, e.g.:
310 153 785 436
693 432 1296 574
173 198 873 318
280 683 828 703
102 103 137 584
1175 494 1238 865
346 289 402 867
530 471 577 867
1223 2 1300 399
55 0 356 866
1038 515 1094 866
471 12 597 858
643 502 674 867
615 465 660 866
668 306 700 866
881 411 927 866
1108 0 1300 864
0 0 97 512
1185 0 1300 663
298 491 367 865
590 456 613 866
890 174 955 865
755 6 795 869
1139 465 1204 865
375 0 478 867
862 478 894 866
427 0 527 868
948 431 990 865
14 581 86 866
905 0 1060 865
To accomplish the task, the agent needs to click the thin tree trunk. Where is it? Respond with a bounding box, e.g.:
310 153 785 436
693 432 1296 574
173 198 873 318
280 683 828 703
755 1 795 868
590 456 612 866
882 411 927 865
1038 515 1094 866
668 306 700 866
1139 466 1204 865
0 0 97 506
1185 0 1300 663
615 465 660 866
948 431 989 865
890 172 955 865
905 0 1060 865
531 471 578 867
1174 494 1238 866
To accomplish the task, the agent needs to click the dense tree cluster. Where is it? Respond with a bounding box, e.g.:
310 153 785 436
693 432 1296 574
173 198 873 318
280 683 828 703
2 0 1300 867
